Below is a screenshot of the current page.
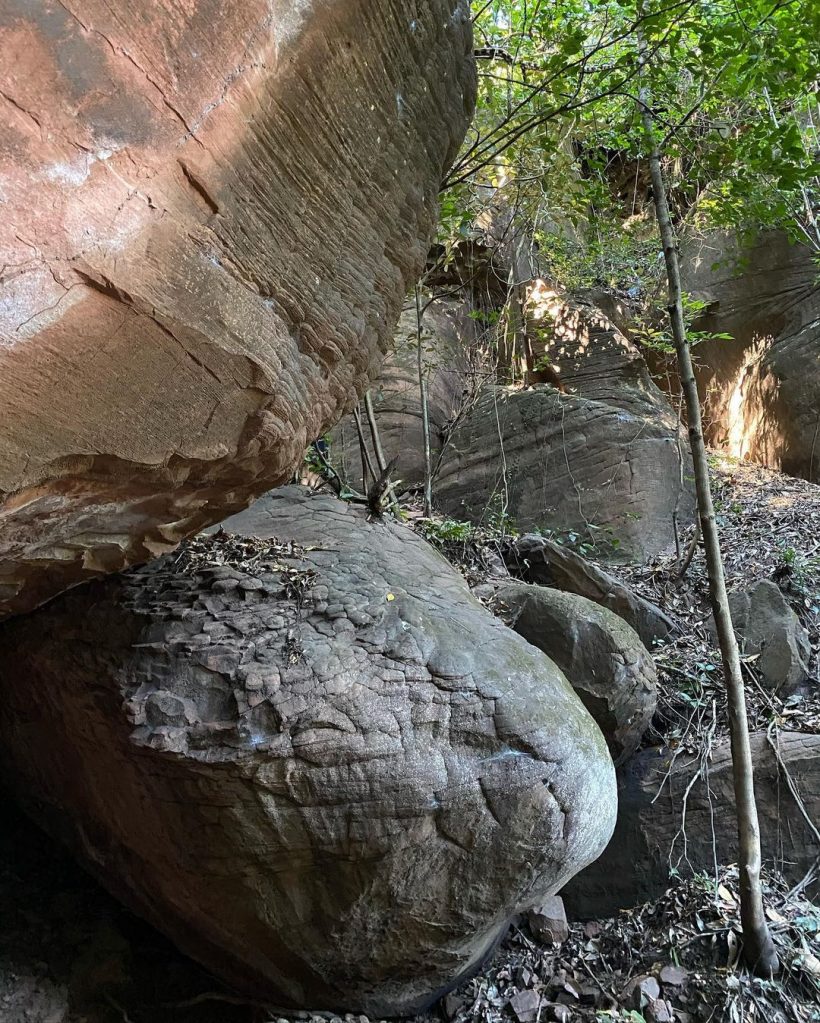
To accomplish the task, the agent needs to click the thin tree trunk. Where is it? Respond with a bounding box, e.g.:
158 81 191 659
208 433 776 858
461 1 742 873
638 35 778 978
499 237 530 384
677 517 701 581
352 403 375 491
363 390 400 515
511 228 534 381
364 390 387 473
415 287 434 518
671 392 685 565
497 276 515 383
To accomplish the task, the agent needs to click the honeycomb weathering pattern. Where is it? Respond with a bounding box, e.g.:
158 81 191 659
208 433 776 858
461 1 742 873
0 487 617 1014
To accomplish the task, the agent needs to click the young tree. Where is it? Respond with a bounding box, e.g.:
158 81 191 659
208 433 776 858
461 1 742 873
447 1 820 285
415 286 434 517
438 0 820 974
636 24 778 977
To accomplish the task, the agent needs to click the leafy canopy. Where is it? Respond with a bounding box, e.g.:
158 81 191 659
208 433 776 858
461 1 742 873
441 0 820 283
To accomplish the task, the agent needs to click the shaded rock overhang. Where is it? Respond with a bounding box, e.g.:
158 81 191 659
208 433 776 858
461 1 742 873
0 0 477 617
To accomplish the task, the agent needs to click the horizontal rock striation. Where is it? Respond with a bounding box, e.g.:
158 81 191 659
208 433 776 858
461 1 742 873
329 296 474 491
435 291 695 559
0 487 616 1014
0 0 476 617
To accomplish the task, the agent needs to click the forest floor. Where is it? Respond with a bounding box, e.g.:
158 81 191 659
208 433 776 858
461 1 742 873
2 456 819 1023
415 863 820 1023
618 454 820 751
414 453 820 1023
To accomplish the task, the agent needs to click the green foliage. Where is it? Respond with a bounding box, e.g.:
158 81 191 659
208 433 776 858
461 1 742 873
632 295 734 353
440 0 820 290
781 546 798 568
419 518 476 543
303 436 331 474
485 492 519 536
539 227 662 295
532 353 554 373
467 308 501 325
529 522 622 558
777 544 820 610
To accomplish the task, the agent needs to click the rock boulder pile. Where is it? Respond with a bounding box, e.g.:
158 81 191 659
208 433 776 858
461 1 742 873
434 292 695 559
506 533 675 648
495 581 657 764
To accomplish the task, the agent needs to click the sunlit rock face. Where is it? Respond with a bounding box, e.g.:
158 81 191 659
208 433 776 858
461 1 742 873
0 0 476 617
0 487 616 1015
678 231 820 481
328 281 694 560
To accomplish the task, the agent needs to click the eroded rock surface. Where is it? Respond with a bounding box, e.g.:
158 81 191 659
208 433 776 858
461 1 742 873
0 0 476 617
506 533 675 648
495 581 657 764
329 296 474 490
323 267 692 560
0 487 616 1015
709 579 810 693
435 293 695 559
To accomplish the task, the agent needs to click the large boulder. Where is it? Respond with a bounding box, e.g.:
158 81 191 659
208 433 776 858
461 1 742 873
563 731 820 918
506 533 675 648
435 292 695 559
0 487 616 1015
677 230 820 480
323 275 694 559
0 0 476 617
495 581 657 764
